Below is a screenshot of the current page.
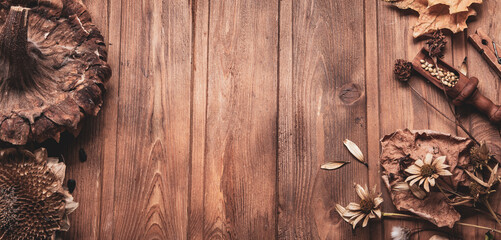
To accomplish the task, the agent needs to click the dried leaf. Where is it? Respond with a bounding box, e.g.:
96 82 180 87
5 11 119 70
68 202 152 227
380 129 474 228
321 161 350 170
460 57 468 76
343 139 366 165
428 0 482 14
387 0 477 37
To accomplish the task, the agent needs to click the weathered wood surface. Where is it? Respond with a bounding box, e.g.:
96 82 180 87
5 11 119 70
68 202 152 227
56 0 500 239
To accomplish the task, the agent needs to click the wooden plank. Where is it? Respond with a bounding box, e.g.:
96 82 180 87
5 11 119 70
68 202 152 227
97 0 121 238
111 0 192 239
202 0 278 238
59 0 117 238
365 0 382 238
188 0 209 239
278 0 369 239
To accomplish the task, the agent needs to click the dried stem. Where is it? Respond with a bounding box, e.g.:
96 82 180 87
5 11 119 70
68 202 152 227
0 6 37 90
483 198 501 227
382 212 501 234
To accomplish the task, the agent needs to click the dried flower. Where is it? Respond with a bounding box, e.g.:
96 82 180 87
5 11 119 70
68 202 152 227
343 139 367 166
0 148 78 239
469 142 491 170
394 59 413 82
426 30 447 58
391 226 411 240
405 153 452 192
465 164 499 189
335 184 383 229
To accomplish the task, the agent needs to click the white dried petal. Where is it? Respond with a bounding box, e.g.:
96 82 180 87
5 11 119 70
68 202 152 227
343 139 365 164
321 161 350 170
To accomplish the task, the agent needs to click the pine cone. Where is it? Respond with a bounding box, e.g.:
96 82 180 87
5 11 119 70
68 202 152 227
394 59 413 82
0 1 111 145
0 148 78 240
426 30 447 58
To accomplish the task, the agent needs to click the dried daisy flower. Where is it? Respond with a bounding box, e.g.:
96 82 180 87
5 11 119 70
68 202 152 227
335 184 383 229
469 142 491 170
391 226 411 240
405 153 452 192
0 148 78 239
465 164 499 190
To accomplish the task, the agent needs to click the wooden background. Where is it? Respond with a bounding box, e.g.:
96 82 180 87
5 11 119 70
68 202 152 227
55 0 501 239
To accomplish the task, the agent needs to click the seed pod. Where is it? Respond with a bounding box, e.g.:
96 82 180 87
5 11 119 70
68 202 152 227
0 148 78 239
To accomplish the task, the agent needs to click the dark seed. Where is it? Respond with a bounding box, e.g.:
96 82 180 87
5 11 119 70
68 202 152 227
79 148 87 162
67 179 76 193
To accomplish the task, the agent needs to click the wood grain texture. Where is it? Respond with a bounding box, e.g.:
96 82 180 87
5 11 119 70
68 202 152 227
58 0 117 239
202 1 278 239
278 0 368 239
112 0 192 239
57 0 501 239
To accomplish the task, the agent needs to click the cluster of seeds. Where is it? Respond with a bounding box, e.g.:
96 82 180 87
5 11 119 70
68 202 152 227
420 59 458 87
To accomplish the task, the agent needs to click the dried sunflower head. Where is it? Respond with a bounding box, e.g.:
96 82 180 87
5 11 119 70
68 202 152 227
469 142 492 170
0 148 78 240
405 153 452 192
335 184 383 229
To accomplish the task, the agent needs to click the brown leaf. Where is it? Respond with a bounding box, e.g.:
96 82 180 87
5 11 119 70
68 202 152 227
428 0 482 14
380 129 474 228
321 161 350 170
388 0 477 37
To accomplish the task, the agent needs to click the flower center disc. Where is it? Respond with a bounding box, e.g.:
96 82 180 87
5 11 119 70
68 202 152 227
360 199 374 213
420 164 436 177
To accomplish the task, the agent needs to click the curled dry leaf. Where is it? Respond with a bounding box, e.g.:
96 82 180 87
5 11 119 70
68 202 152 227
386 0 478 37
380 129 474 228
0 0 111 145
428 0 482 14
343 139 366 165
321 161 350 170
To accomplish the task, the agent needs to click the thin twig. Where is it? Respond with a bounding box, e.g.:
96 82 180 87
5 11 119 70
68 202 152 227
382 212 501 234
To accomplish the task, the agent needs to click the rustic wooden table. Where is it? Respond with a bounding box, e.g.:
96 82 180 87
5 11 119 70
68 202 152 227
60 0 501 239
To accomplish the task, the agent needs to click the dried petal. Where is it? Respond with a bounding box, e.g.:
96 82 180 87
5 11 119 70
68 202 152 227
343 139 366 165
320 161 350 170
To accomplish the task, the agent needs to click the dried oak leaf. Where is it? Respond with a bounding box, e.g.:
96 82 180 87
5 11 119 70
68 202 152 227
0 0 111 145
389 0 477 37
0 148 78 239
428 0 482 14
380 129 474 227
